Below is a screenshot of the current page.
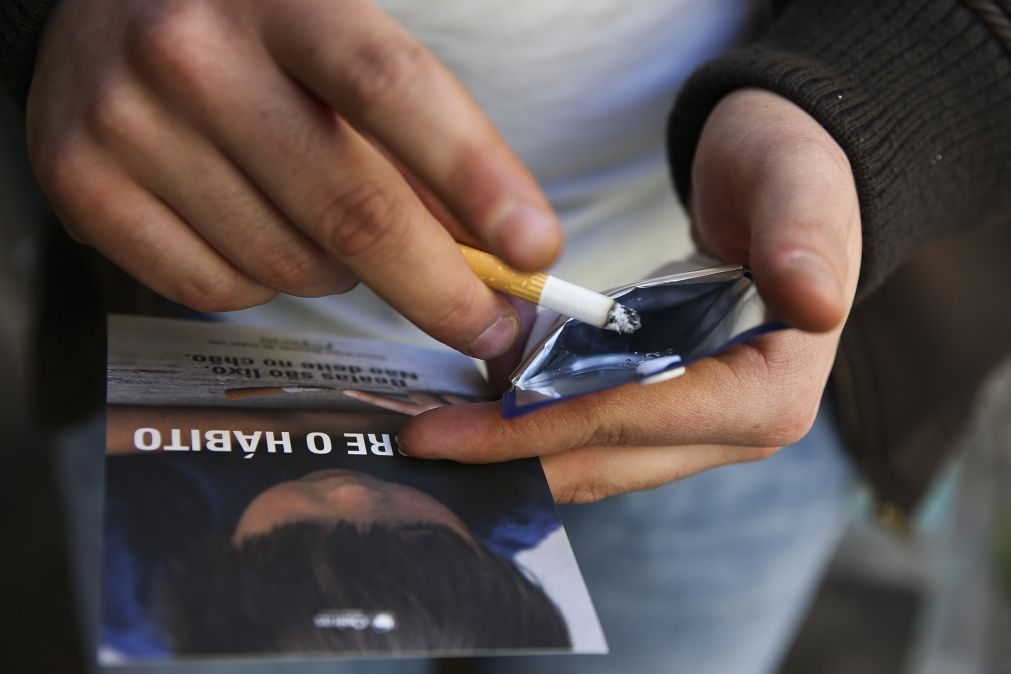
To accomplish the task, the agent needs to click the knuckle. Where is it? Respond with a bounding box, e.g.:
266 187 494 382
726 339 827 447
128 1 219 92
172 270 259 312
319 182 407 259
580 399 636 447
788 400 821 441
444 138 492 200
754 402 818 448
427 287 487 338
84 78 147 146
257 244 324 293
27 136 96 246
32 136 85 205
565 478 621 505
588 418 636 447
343 37 428 109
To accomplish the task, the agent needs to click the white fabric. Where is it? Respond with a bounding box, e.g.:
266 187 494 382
230 0 761 344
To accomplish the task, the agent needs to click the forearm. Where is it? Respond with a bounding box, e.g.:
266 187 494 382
668 0 1011 297
0 0 58 107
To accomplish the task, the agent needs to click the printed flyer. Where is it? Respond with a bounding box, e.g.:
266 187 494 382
99 315 606 664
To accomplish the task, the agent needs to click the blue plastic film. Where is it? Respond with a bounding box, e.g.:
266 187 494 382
502 261 785 418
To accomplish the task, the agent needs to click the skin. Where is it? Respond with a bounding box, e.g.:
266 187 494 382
233 468 473 543
27 0 564 359
401 89 862 504
28 4 860 503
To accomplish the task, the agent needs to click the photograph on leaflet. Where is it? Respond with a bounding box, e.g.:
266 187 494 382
99 315 606 665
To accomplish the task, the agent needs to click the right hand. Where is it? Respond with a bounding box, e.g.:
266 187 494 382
26 0 562 359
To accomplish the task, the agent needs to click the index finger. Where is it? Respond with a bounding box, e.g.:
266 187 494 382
258 0 562 270
397 329 840 461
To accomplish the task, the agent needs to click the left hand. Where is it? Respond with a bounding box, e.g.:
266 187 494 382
397 89 862 504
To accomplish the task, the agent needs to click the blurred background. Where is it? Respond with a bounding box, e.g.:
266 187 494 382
2 93 1010 674
1 93 86 673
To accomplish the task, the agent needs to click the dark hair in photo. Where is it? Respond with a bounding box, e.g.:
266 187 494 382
159 521 571 654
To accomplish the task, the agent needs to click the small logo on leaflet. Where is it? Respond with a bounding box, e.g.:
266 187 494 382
313 609 397 632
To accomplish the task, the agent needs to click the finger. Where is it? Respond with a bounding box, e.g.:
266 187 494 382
542 443 778 504
485 295 538 394
259 0 562 269
341 389 433 415
407 392 451 410
361 130 479 247
40 140 276 312
746 131 860 332
133 25 519 358
398 329 837 461
695 90 861 332
85 80 356 296
439 393 476 406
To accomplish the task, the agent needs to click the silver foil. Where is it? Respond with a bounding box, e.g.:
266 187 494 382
503 258 783 417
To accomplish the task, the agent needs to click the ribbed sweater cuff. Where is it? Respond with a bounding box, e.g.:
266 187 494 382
668 0 1011 297
0 0 58 109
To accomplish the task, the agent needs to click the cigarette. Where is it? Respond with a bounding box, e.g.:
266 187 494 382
458 244 641 334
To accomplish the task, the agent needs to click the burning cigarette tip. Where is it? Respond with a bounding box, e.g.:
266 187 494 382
605 304 641 335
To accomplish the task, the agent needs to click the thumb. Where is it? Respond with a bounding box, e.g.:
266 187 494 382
485 295 538 394
747 130 861 332
694 89 861 333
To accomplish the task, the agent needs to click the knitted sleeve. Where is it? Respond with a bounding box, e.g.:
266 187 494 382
0 0 58 108
667 0 1011 296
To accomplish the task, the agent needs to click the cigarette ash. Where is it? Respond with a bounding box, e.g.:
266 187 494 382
604 303 641 335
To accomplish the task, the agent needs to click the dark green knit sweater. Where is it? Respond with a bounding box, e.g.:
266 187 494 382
667 0 1011 295
0 0 55 108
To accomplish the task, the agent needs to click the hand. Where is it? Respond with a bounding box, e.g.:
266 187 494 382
341 389 477 416
26 0 562 359
396 89 862 503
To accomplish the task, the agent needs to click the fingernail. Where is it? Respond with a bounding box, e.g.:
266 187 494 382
395 435 409 456
467 314 518 360
489 200 558 266
781 252 842 300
